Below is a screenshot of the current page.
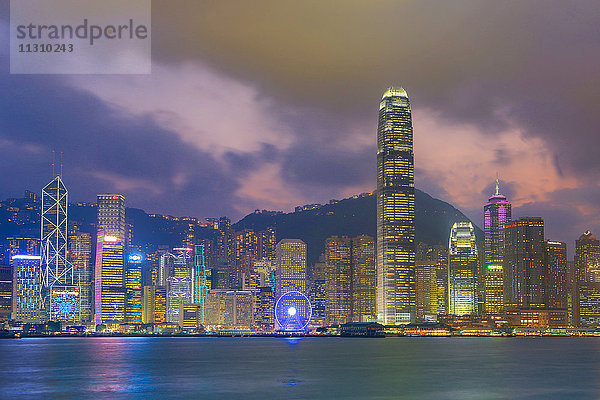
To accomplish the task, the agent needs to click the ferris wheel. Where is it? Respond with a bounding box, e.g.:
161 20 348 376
275 291 312 331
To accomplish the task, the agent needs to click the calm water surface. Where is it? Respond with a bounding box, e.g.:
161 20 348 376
1 336 599 399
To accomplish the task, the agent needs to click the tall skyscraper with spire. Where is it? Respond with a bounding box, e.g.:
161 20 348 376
376 87 415 324
40 175 80 323
483 178 511 315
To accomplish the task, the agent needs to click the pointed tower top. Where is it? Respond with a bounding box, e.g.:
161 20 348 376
382 87 408 99
495 175 500 196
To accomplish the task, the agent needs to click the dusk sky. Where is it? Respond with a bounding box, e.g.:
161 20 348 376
1 1 599 255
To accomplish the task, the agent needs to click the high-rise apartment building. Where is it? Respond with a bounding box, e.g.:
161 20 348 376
545 240 568 309
275 239 306 297
448 222 478 316
97 194 126 240
376 87 415 325
94 232 125 324
504 217 546 309
483 179 511 315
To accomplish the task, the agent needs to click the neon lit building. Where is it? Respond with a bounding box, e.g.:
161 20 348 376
41 176 78 322
12 255 42 323
94 232 125 324
193 245 211 324
448 222 478 316
125 252 143 323
161 248 193 323
483 179 511 315
376 87 415 325
504 217 546 308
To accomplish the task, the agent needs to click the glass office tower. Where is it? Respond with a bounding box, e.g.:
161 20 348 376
376 87 415 324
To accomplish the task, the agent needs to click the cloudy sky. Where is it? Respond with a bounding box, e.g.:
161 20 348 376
1 1 599 255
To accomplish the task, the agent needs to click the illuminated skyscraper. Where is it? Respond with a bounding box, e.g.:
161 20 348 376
325 235 376 325
324 237 352 325
275 239 306 297
193 245 211 325
575 231 600 283
162 248 193 323
415 261 438 322
545 240 568 309
352 235 376 322
574 232 600 325
448 222 478 315
12 255 43 323
97 194 126 240
504 217 546 308
68 231 92 323
125 252 143 323
0 264 11 321
376 86 415 324
483 179 511 315
94 232 125 324
40 176 79 323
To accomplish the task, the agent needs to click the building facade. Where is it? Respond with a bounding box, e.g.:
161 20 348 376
0 264 11 320
545 240 568 309
94 232 125 324
483 179 511 315
125 252 143 324
504 217 546 309
275 239 307 297
97 194 126 240
12 255 42 323
376 87 415 325
41 176 78 322
448 222 478 316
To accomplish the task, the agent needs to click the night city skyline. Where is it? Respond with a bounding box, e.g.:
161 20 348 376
3 1 600 398
1 1 600 257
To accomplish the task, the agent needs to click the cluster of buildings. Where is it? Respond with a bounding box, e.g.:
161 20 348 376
1 86 599 336
376 86 600 331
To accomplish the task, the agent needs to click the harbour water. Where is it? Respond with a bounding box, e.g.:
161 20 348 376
1 336 599 399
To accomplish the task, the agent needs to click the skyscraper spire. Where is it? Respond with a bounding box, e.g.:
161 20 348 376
495 175 500 196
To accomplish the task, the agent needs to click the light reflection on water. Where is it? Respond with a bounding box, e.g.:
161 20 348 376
1 337 600 399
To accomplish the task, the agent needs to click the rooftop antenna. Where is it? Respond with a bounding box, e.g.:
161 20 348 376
59 151 63 178
51 149 56 177
495 172 500 196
